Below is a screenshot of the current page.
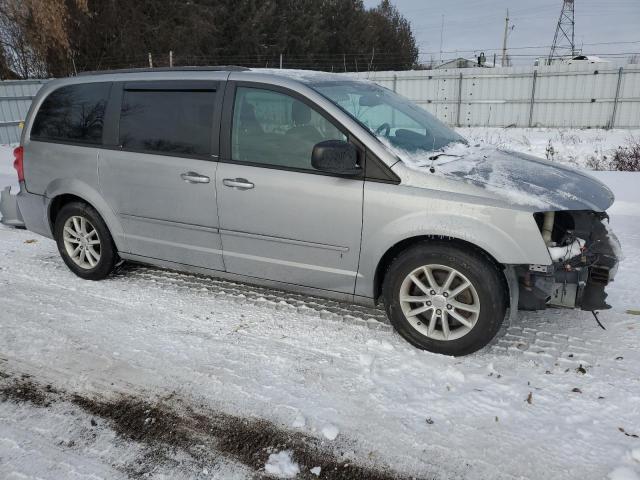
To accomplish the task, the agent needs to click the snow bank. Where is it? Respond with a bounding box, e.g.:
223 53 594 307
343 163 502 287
458 127 640 170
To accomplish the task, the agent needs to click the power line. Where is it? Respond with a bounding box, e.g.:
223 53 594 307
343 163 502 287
91 49 640 64
413 40 640 54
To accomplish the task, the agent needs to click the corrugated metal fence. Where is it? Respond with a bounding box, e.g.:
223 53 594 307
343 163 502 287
0 79 48 144
0 64 639 141
352 63 640 129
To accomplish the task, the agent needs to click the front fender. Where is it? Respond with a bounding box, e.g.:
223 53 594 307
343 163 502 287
45 178 128 252
355 182 551 298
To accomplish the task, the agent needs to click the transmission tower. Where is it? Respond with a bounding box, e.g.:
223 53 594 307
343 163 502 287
548 0 576 64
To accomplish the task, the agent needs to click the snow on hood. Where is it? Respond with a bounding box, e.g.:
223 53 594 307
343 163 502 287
385 141 615 211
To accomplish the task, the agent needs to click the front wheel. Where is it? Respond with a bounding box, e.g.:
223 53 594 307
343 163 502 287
382 242 507 356
54 202 118 280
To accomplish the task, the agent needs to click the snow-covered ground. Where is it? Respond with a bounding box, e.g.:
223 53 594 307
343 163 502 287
0 145 17 193
459 127 640 170
1 131 640 480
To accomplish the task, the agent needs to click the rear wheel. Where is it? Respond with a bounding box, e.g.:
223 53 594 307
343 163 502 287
54 202 118 280
382 242 507 356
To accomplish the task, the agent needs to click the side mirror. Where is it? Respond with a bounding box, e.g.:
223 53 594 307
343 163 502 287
311 140 361 176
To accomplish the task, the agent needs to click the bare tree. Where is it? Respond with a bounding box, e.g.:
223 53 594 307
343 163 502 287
0 0 87 78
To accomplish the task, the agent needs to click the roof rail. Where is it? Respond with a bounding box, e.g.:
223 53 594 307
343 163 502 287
77 65 250 76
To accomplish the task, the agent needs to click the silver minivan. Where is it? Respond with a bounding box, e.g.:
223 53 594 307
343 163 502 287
6 66 621 356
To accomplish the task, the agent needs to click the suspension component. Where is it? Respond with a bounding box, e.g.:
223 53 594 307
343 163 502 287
541 211 555 246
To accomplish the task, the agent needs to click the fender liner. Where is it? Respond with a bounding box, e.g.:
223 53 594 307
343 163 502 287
503 265 519 325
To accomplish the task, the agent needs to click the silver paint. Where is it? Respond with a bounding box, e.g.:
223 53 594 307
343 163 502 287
14 68 618 304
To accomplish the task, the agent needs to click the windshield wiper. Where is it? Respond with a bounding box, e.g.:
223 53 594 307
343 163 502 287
428 153 463 173
428 153 463 160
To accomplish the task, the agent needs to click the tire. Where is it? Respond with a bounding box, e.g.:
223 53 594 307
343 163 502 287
53 201 118 280
382 242 507 356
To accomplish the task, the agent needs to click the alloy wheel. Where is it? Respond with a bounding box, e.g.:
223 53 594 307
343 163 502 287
62 215 102 269
399 264 480 341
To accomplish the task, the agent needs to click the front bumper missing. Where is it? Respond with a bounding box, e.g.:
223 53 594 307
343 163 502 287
518 212 621 312
0 186 25 228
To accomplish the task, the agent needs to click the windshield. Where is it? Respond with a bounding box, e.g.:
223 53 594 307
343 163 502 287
310 80 466 153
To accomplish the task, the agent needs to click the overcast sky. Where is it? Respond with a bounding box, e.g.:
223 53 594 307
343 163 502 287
363 0 640 65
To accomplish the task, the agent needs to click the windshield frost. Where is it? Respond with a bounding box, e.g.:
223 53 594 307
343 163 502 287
310 80 466 153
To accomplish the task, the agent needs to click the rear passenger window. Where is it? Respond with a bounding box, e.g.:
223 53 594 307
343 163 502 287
119 88 216 156
31 82 111 145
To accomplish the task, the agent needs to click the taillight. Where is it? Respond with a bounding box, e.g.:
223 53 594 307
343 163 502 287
13 146 24 182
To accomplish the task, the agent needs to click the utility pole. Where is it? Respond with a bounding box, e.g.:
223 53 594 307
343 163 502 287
279 53 283 69
548 0 576 65
501 9 509 67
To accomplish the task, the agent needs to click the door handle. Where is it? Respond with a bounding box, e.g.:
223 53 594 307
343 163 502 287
223 178 254 190
181 172 210 184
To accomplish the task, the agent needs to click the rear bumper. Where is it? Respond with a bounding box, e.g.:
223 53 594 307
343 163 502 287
15 185 52 238
0 186 24 227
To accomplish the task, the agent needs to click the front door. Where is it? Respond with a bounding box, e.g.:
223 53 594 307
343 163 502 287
216 84 364 294
99 80 225 270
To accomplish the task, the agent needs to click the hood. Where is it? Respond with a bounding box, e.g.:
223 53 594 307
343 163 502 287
392 143 615 211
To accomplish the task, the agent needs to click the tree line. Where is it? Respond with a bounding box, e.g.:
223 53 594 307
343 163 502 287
0 0 418 79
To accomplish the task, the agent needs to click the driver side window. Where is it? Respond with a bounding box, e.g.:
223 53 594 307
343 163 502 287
231 87 346 170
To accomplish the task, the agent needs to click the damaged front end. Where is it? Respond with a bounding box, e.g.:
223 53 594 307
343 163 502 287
517 210 621 312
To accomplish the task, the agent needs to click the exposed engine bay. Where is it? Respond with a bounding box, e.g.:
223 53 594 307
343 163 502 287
516 210 621 311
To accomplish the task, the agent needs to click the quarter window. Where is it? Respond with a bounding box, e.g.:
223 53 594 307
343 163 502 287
119 88 216 156
31 82 111 145
231 87 346 170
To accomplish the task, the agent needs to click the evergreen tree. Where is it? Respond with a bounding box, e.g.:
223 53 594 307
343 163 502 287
0 0 419 77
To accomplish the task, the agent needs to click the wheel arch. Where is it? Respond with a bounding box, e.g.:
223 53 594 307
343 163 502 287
372 235 509 305
45 179 127 252
49 193 86 228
